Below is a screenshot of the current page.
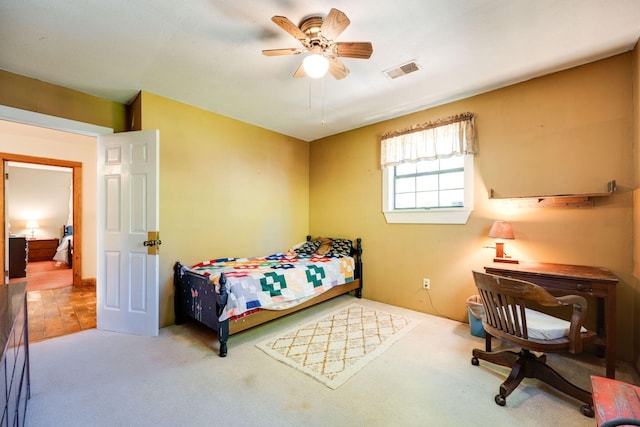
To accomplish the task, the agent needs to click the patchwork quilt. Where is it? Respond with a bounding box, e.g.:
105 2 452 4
187 252 355 321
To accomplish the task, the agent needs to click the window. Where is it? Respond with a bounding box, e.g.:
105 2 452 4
380 113 476 224
382 155 474 224
394 156 465 209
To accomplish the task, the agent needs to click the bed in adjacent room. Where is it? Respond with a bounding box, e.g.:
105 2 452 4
173 236 363 357
53 225 73 268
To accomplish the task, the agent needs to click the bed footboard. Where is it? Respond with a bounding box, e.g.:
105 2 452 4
173 262 229 356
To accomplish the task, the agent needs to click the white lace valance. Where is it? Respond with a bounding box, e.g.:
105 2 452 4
380 113 476 167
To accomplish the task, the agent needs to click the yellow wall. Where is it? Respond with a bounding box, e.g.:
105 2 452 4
309 53 636 362
138 92 310 326
0 70 127 132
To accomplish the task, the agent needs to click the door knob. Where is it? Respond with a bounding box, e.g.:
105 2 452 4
144 231 161 255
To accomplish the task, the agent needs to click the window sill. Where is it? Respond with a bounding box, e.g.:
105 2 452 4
383 208 473 224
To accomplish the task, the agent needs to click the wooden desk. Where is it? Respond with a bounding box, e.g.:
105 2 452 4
484 261 618 379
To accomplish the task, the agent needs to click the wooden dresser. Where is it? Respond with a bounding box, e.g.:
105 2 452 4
0 282 30 426
27 238 59 262
8 238 27 279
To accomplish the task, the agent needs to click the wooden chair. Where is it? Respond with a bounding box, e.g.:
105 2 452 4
470 270 597 417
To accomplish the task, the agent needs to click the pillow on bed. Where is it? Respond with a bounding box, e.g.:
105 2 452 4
315 238 332 255
293 239 321 255
328 238 352 256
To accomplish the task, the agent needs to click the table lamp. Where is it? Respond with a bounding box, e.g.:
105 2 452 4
26 220 39 240
488 220 518 263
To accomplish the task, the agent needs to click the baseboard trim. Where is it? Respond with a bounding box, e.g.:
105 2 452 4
81 278 96 287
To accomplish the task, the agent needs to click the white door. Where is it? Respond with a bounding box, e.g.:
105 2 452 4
97 130 159 336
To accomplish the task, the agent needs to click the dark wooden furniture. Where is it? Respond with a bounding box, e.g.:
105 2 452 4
484 261 618 379
8 238 27 279
0 282 30 426
471 271 595 417
27 238 59 262
173 238 363 357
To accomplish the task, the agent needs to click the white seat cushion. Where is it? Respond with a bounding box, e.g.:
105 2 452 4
521 308 586 340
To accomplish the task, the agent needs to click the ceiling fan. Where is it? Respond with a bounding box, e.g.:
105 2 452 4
262 8 373 80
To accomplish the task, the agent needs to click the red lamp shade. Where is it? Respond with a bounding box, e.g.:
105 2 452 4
488 221 515 240
488 221 517 263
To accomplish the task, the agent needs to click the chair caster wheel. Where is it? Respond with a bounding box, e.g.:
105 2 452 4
495 394 506 406
471 357 479 366
580 404 594 418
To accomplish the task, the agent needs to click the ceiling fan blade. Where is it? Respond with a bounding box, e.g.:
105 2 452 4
262 48 304 56
321 8 350 40
328 57 350 80
333 42 373 59
293 63 307 78
272 16 308 43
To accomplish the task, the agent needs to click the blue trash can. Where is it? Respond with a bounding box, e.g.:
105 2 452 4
466 295 486 338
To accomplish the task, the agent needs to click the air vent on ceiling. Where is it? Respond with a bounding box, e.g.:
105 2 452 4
383 60 420 79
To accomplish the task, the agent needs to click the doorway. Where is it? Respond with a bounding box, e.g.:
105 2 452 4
1 153 90 342
2 153 83 287
7 161 73 291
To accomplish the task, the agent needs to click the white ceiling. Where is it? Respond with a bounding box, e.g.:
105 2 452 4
1 0 640 141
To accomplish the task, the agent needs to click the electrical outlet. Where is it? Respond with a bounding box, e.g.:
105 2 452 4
423 278 431 289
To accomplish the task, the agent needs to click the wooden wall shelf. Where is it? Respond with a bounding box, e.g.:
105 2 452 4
489 180 616 208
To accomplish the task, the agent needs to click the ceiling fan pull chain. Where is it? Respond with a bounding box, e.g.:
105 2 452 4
321 76 325 126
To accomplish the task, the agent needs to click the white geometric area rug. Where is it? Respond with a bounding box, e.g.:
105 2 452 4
256 304 420 389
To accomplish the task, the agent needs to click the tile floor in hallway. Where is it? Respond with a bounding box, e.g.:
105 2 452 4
27 284 96 343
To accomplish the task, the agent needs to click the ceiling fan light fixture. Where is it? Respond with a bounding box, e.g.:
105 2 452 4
303 53 329 78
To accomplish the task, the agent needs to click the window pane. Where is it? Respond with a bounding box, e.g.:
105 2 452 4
395 177 415 193
416 191 439 208
440 171 464 190
396 193 416 209
417 159 438 173
416 175 438 191
440 156 464 170
396 162 416 176
439 189 464 207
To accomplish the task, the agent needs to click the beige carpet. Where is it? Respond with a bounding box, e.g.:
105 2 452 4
25 295 640 426
256 303 420 389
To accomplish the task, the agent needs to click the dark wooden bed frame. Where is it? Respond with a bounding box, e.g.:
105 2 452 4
173 237 363 357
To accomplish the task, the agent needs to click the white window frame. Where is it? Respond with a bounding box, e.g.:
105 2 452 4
382 154 474 224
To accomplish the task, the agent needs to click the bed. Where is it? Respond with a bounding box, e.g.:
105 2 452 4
173 236 363 357
53 225 73 268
